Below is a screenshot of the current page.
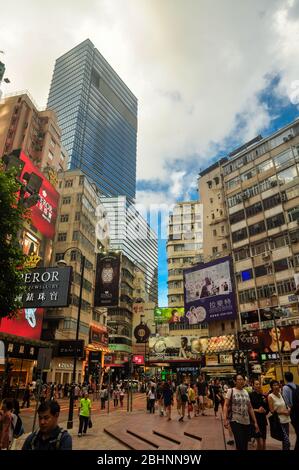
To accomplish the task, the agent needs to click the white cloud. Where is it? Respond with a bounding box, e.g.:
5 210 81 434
1 0 299 187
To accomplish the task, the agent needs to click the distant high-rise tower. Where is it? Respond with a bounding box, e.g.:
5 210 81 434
47 39 137 200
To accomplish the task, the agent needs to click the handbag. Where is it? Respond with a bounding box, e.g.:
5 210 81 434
88 418 93 429
268 412 283 441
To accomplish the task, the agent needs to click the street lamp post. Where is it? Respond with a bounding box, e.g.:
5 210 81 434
58 247 85 430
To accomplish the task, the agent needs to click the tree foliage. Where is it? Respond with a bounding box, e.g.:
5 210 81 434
0 165 28 319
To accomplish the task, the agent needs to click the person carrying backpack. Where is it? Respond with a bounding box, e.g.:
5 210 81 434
176 379 188 422
22 400 72 450
282 371 299 451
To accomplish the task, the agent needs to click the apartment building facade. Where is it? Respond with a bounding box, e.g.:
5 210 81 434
199 120 299 334
167 201 203 308
43 169 109 384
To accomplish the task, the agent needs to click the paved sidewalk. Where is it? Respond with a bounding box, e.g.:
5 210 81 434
14 400 296 450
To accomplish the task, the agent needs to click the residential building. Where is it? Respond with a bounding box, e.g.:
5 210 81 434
106 254 136 371
43 169 109 384
0 92 67 174
199 119 299 334
101 196 158 304
167 201 203 308
47 39 137 201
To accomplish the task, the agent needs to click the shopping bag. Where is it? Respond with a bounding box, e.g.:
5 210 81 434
268 412 283 441
88 418 93 429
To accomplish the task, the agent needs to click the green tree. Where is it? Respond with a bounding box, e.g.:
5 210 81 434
0 165 28 319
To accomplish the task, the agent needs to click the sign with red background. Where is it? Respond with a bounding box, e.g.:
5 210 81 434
20 152 59 239
0 308 44 340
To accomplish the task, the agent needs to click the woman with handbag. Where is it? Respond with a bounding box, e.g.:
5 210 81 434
249 379 269 450
223 374 259 450
268 380 291 450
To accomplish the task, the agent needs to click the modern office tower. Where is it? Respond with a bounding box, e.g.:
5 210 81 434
47 39 137 200
101 196 158 304
167 201 203 307
0 92 67 173
199 119 299 333
44 169 109 384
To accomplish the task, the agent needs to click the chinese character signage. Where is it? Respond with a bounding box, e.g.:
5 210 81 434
94 253 121 307
183 256 237 323
154 307 185 323
0 308 44 340
20 152 60 239
21 267 72 308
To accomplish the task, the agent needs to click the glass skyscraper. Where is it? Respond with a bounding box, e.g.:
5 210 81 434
101 196 158 304
47 39 137 200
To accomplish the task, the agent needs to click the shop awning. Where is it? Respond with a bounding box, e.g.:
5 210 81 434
0 332 52 348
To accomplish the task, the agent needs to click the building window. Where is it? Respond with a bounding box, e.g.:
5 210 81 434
266 213 285 230
55 253 64 262
62 197 71 205
50 138 56 148
254 265 268 277
65 180 73 188
248 221 266 236
263 193 282 211
72 231 79 241
273 258 288 272
57 233 67 242
77 194 82 202
287 206 299 222
276 279 296 295
251 241 269 256
60 214 69 223
256 284 276 299
241 269 253 281
232 227 248 242
239 289 256 303
79 175 84 185
234 247 250 261
212 247 218 254
222 243 227 251
246 202 263 218
213 229 217 236
210 198 213 204
229 209 245 225
48 150 54 160
75 212 81 221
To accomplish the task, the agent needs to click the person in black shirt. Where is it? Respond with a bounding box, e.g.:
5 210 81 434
249 379 269 450
22 400 72 450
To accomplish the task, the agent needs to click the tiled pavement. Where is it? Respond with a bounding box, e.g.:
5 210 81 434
14 395 296 450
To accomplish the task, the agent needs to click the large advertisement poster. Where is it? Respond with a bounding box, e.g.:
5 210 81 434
149 334 236 360
94 253 121 307
20 152 60 239
0 308 44 340
154 307 185 323
238 325 299 352
183 256 237 323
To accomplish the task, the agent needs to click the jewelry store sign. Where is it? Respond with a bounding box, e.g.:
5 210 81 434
21 267 72 308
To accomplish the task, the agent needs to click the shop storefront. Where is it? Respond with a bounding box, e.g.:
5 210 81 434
0 332 52 397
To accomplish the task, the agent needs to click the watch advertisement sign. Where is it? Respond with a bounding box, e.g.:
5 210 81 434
94 253 121 307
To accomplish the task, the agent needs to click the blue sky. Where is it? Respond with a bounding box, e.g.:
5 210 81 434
137 73 299 306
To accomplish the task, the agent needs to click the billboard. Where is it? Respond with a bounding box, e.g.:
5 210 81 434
183 256 237 323
154 307 185 323
94 253 121 307
90 325 109 347
20 152 60 239
148 334 236 360
238 325 299 352
22 266 72 308
0 308 44 340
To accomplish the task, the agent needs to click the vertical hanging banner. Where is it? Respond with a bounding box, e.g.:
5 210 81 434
94 252 121 307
